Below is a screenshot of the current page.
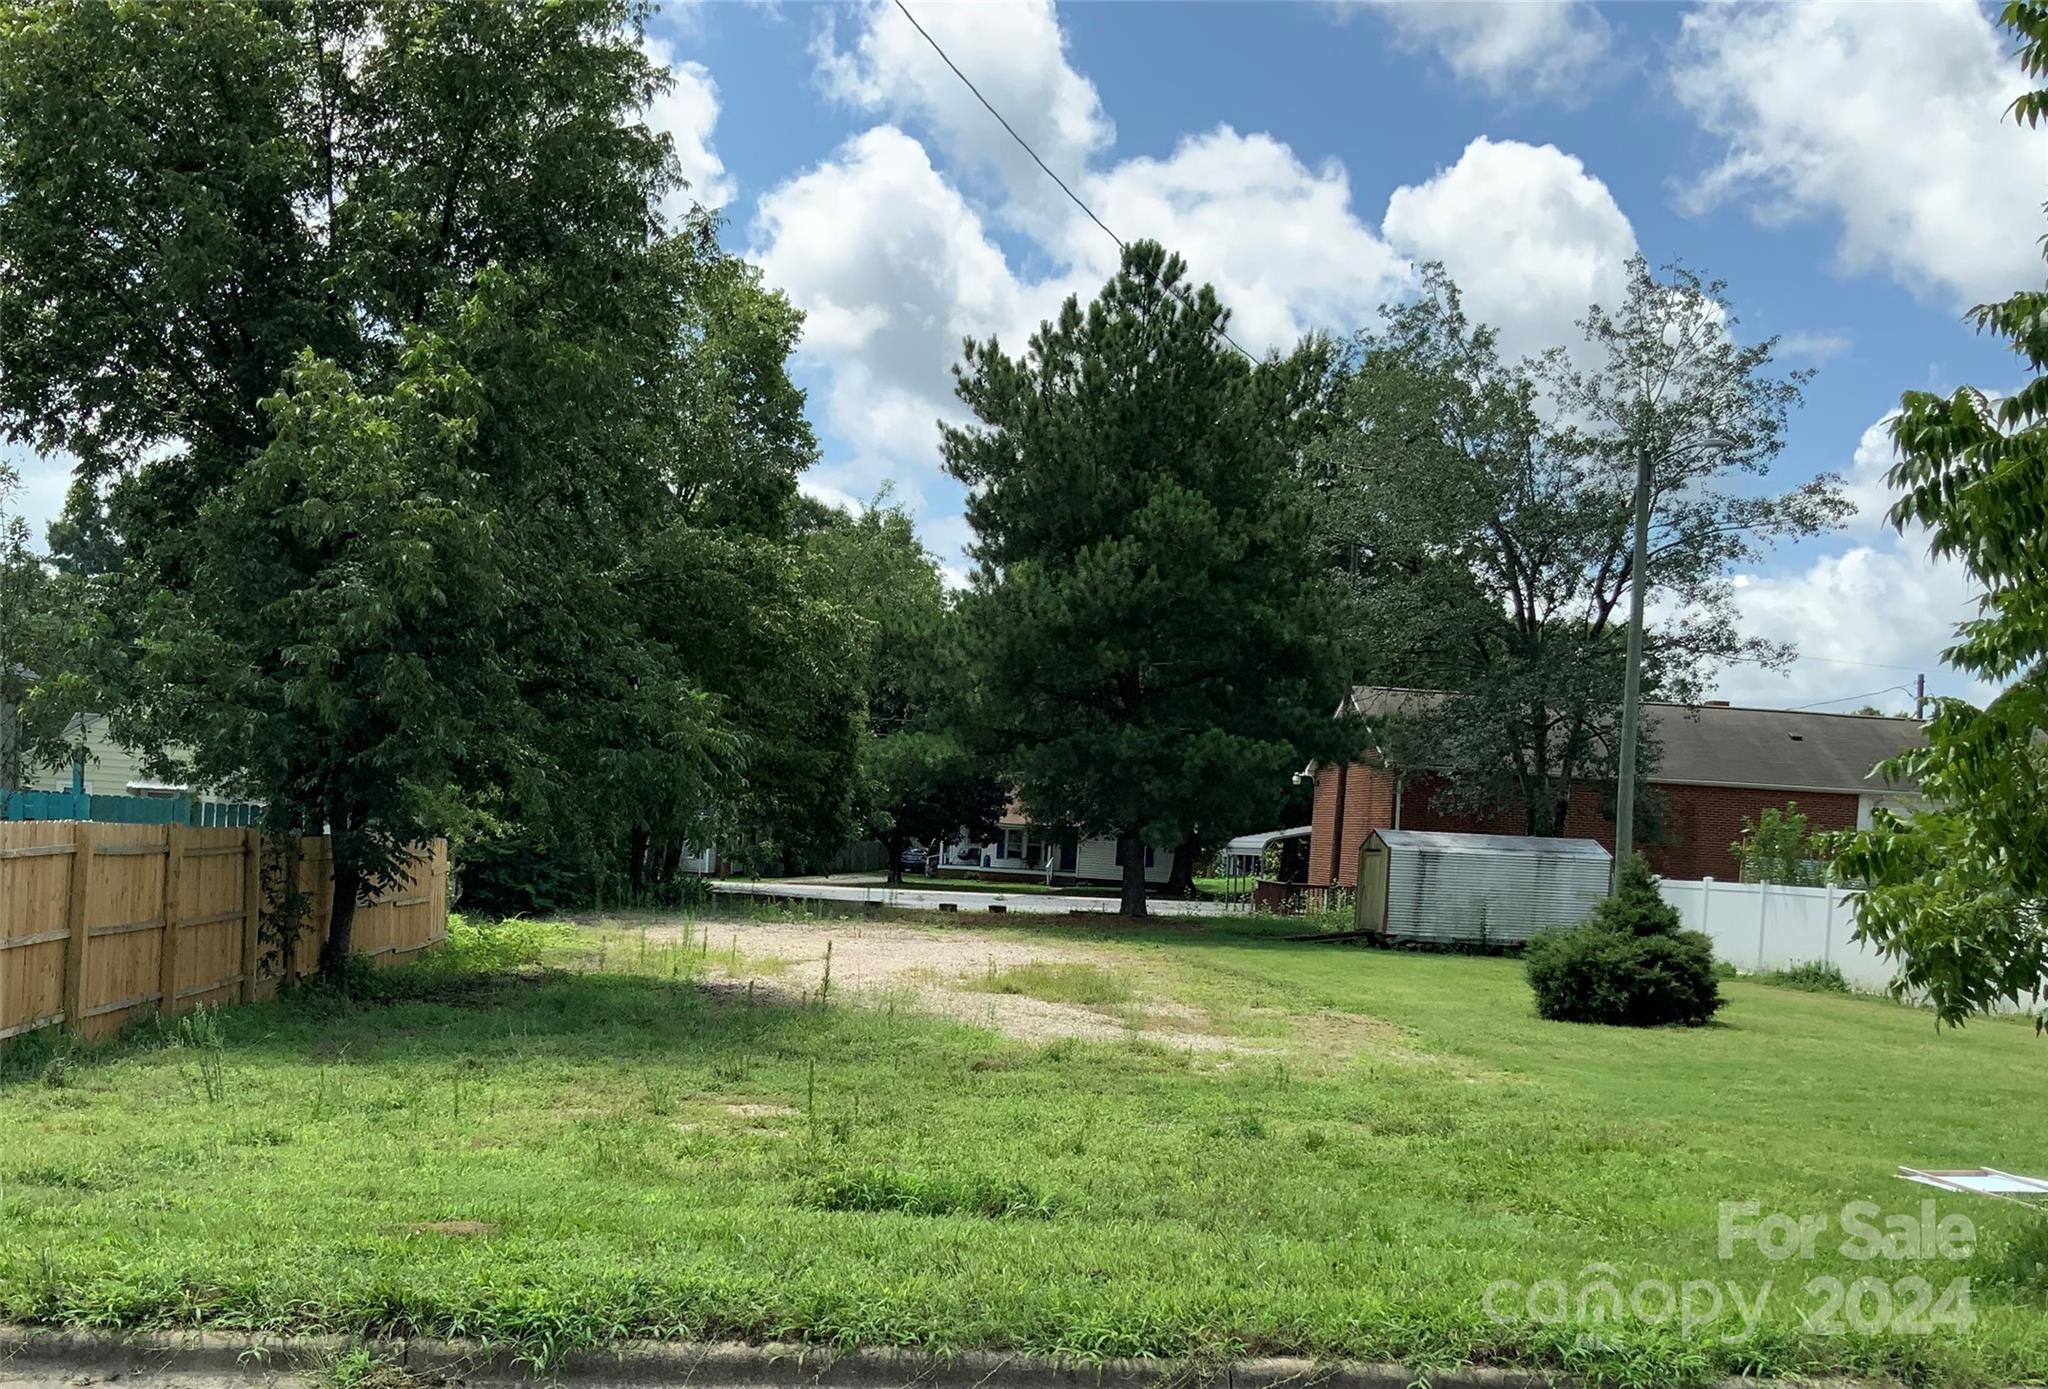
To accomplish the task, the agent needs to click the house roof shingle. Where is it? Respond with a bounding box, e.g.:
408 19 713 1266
1345 686 1923 796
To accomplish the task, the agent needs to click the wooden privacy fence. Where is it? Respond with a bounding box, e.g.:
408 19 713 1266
0 822 448 1043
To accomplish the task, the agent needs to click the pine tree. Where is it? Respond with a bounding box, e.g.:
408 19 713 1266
943 241 1352 916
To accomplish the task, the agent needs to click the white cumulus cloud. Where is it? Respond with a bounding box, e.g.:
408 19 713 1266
1712 412 1994 712
816 0 1112 230
1340 0 1616 102
1072 126 1412 352
1382 135 1637 362
751 125 1064 517
646 36 734 216
1671 0 2047 310
761 5 1647 578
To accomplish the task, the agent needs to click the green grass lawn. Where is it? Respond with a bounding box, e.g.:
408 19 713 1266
4 913 2047 1387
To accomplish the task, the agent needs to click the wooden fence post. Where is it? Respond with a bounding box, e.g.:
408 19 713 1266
158 823 187 1018
240 827 262 1002
62 822 96 1031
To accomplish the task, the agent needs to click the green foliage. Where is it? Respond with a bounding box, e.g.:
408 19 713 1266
1982 1219 2048 1303
321 1348 410 1389
1731 802 1829 885
802 495 1006 883
0 461 94 793
1525 928 1723 1028
167 1006 228 1104
1757 960 1852 994
1826 4 2048 1029
944 241 1355 914
431 916 562 975
798 1168 1061 1220
1526 858 1723 1026
0 2 852 946
140 343 518 912
1584 856 1686 937
1314 262 1843 833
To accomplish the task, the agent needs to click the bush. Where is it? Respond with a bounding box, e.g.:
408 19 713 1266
1758 960 1851 994
1525 857 1723 1027
1583 856 1685 936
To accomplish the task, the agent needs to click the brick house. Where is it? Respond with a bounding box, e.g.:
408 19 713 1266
1307 687 1925 887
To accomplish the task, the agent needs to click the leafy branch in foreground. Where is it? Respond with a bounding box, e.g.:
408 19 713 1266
1828 1 2048 1029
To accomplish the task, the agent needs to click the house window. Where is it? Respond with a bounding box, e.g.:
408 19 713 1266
1113 840 1156 868
1002 828 1044 863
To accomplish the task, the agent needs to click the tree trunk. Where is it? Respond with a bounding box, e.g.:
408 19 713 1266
1118 832 1148 918
885 828 905 886
627 825 650 896
1167 833 1197 897
317 850 363 982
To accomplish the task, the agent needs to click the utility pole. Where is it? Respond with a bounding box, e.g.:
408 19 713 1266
1611 449 1653 886
1914 673 1926 720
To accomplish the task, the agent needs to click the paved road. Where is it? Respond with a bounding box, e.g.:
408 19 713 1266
709 879 1234 918
0 1371 299 1389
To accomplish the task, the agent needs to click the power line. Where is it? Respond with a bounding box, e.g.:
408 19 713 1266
1786 685 1918 712
890 0 1259 365
890 0 1122 254
1726 651 1924 674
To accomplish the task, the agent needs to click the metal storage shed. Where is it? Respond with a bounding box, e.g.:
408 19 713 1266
1354 830 1611 945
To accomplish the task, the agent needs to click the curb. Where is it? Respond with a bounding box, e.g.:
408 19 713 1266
0 1328 1560 1389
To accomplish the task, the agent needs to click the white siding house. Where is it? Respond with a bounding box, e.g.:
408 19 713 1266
22 714 247 807
24 715 172 796
936 814 1175 886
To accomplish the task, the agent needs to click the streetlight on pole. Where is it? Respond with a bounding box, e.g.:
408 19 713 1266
1610 448 1653 886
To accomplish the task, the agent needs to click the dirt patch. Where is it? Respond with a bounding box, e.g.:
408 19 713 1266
720 1101 798 1118
634 918 1261 1050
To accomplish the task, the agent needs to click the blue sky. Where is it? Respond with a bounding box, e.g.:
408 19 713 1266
8 0 2044 714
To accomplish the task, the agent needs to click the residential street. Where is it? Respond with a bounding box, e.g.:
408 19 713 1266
710 878 1234 918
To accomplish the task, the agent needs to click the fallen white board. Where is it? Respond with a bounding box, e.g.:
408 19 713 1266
1899 1166 2048 1197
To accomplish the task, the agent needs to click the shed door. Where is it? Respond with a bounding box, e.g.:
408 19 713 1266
1356 839 1390 933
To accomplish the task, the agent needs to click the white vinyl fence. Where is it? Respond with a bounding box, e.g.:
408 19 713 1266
1659 877 1897 992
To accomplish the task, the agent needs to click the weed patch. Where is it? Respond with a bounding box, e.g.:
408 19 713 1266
966 960 1133 1006
799 1167 1061 1219
1755 959 1854 994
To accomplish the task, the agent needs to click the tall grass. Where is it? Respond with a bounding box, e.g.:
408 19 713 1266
967 960 1133 1006
4 914 2048 1387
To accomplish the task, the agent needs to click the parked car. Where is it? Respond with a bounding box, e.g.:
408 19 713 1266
899 845 930 871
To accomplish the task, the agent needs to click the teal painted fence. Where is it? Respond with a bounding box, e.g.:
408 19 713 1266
0 788 263 827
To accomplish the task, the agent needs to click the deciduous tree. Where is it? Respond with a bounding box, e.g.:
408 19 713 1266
802 498 1005 885
0 461 94 795
1315 263 1845 834
1829 1 2048 1029
0 0 832 967
1730 803 1827 887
